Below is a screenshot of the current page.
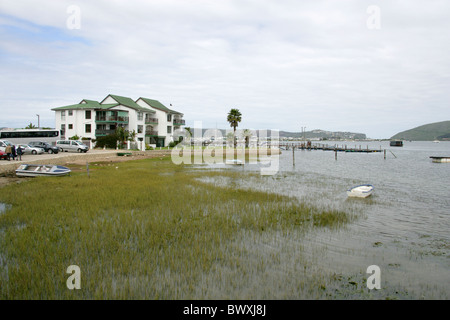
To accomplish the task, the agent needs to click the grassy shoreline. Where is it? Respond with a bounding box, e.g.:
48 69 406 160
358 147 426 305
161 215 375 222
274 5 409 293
0 157 353 299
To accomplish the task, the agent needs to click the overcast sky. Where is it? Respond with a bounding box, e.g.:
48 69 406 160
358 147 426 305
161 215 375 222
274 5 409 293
1 0 449 138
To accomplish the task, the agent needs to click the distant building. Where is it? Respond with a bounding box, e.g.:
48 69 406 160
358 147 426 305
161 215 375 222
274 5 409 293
52 94 184 148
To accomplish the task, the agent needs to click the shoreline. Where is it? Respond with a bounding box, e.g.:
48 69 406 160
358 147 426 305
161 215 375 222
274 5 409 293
0 149 172 174
0 149 172 187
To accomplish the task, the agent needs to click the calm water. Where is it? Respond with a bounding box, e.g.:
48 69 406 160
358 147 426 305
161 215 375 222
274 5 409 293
198 141 450 298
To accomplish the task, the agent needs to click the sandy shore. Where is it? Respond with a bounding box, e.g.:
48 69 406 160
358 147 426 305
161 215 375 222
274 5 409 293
0 147 280 186
0 149 172 186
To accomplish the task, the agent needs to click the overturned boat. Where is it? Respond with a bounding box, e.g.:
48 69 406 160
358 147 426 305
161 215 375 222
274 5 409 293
347 184 374 198
16 164 71 177
430 156 450 163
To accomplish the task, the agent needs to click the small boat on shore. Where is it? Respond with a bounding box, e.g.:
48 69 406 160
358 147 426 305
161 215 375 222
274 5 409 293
16 164 71 177
347 184 374 198
430 156 450 163
225 159 244 165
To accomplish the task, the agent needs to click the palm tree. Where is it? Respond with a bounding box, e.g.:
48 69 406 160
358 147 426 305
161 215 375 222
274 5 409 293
184 126 193 140
242 129 252 148
227 108 242 148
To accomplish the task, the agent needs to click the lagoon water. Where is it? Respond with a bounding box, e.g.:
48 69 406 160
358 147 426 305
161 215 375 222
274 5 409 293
200 141 450 298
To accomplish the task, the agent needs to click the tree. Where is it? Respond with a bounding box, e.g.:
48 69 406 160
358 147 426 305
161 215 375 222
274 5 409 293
184 127 193 140
116 126 129 149
242 129 252 148
25 122 37 129
94 133 118 149
227 108 242 148
127 129 137 142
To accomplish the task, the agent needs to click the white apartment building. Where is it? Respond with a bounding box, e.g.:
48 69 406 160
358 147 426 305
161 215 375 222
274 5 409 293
52 94 185 149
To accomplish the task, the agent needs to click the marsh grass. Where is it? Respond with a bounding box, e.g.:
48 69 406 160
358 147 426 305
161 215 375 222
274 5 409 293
0 158 353 299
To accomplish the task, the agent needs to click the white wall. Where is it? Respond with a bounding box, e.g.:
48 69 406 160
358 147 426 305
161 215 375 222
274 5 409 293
136 98 174 146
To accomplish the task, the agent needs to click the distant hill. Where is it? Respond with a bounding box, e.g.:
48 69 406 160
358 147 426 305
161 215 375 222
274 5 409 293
278 129 366 140
390 120 450 141
198 128 366 140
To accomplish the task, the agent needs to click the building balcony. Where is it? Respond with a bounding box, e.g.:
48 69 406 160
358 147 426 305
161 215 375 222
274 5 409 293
95 129 117 136
145 130 159 136
95 116 129 123
173 118 185 125
145 117 159 124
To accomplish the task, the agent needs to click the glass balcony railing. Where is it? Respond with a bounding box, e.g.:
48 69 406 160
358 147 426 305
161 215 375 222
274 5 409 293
145 130 158 136
95 116 129 123
95 129 117 136
173 118 185 125
145 117 159 124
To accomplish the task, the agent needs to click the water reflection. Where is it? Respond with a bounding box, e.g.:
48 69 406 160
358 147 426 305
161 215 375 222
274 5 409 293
195 141 450 298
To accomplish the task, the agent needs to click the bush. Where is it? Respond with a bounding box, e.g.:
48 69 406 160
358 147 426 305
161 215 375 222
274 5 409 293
168 141 180 148
94 133 118 149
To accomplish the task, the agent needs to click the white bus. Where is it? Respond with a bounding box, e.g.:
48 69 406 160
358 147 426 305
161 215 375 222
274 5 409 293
0 129 60 146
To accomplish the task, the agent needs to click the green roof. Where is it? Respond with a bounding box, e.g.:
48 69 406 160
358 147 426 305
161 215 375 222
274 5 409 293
105 94 153 112
52 95 177 114
139 97 182 115
51 100 118 111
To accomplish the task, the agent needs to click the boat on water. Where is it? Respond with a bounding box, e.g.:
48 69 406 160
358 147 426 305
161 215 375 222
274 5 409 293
15 164 71 177
225 159 244 165
430 156 450 163
390 140 403 147
347 184 374 198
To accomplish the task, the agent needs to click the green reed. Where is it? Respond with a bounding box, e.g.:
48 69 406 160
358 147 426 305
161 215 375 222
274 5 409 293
0 157 352 299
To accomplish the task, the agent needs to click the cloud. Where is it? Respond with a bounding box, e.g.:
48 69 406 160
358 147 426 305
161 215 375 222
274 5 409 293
1 0 449 138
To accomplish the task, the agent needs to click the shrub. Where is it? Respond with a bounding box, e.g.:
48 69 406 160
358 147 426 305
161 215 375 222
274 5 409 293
94 133 118 149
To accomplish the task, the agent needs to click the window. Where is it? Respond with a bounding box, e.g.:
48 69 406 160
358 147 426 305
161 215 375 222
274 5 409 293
68 110 73 116
167 126 172 134
85 110 91 119
85 124 91 133
68 124 73 129
137 112 143 121
61 111 65 120
138 125 143 134
167 114 172 122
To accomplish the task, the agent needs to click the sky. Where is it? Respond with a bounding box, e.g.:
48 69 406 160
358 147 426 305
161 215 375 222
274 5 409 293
0 0 449 139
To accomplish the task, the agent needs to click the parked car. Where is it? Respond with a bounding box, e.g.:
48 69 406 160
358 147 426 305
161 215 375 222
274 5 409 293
0 150 8 160
28 141 59 154
0 140 13 152
56 140 89 153
16 144 45 155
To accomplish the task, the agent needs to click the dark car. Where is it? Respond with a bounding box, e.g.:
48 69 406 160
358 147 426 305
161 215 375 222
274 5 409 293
28 141 59 154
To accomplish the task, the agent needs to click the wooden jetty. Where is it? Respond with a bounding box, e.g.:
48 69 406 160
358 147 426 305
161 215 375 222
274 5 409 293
278 142 383 154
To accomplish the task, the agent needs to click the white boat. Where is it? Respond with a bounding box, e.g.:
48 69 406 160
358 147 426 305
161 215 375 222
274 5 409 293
430 156 450 163
347 184 374 198
225 159 244 165
16 164 71 177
